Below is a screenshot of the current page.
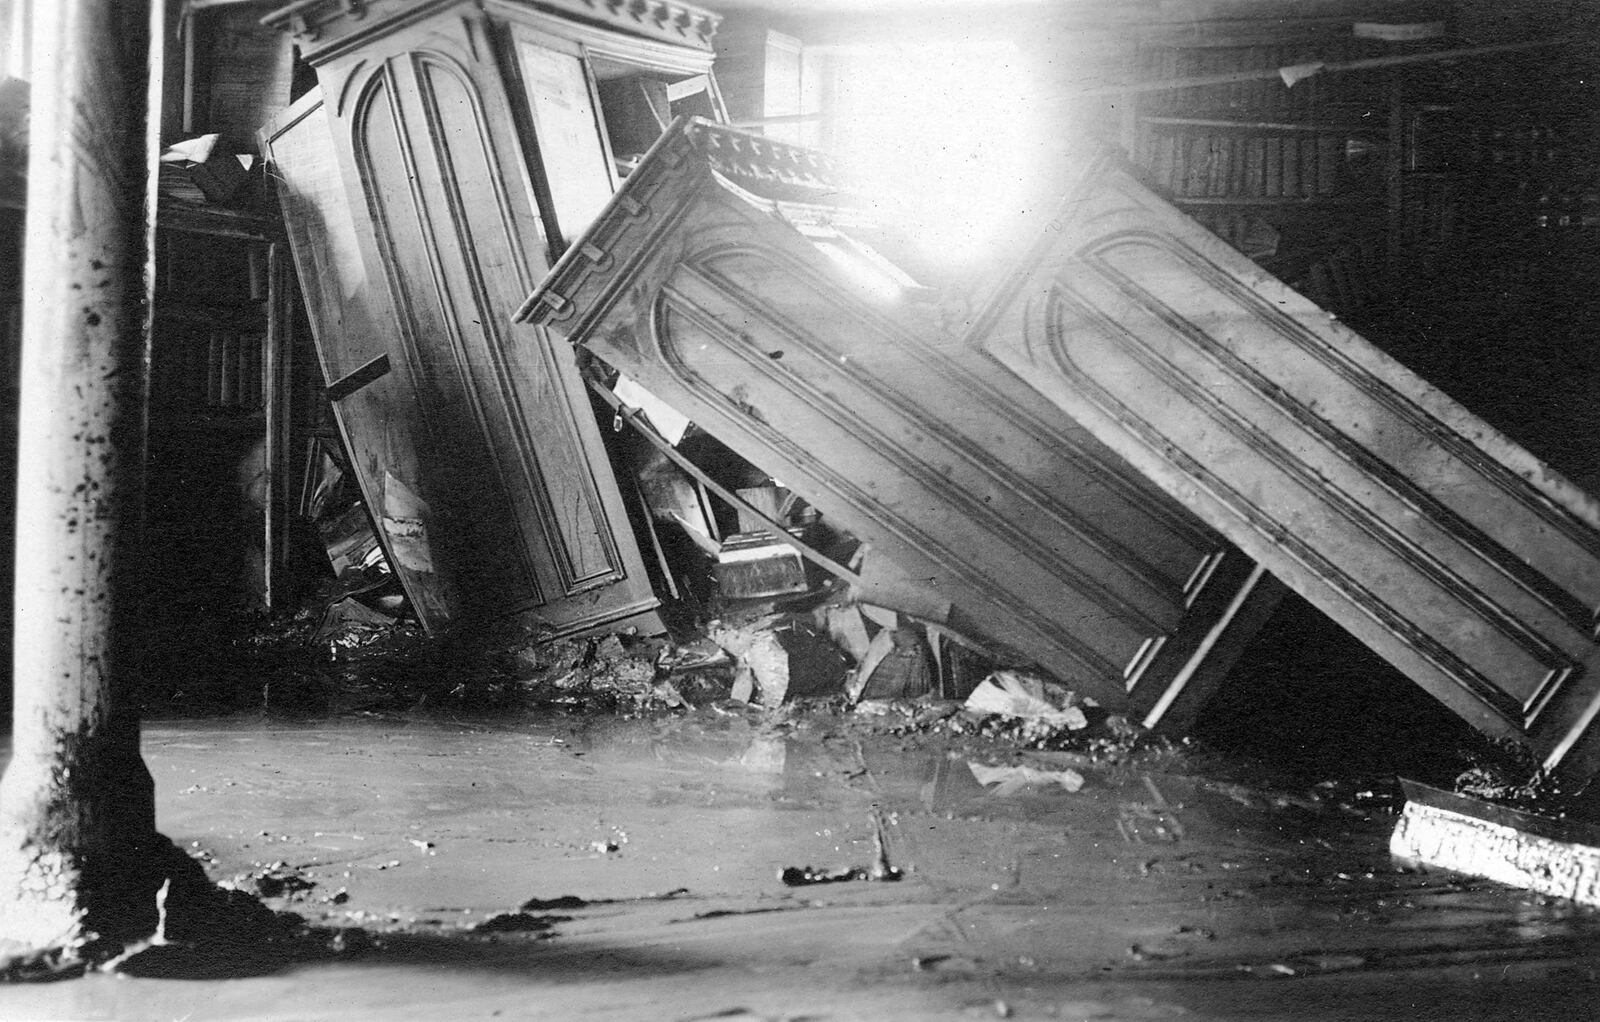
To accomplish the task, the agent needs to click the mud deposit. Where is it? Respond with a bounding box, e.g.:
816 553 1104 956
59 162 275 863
2 711 1598 1020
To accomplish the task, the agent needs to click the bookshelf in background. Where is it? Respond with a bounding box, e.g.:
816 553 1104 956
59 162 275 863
1401 95 1600 281
1126 29 1418 321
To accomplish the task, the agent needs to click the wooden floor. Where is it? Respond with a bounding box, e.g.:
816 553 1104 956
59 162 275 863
3 711 1597 1021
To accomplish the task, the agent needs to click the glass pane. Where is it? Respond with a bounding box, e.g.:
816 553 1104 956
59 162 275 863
514 40 615 244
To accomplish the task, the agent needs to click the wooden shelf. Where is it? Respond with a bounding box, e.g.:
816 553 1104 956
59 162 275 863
157 198 282 241
1143 115 1386 133
157 298 267 322
152 410 267 430
1171 194 1384 207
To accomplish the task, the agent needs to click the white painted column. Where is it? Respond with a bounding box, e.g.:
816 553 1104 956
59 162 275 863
0 0 161 950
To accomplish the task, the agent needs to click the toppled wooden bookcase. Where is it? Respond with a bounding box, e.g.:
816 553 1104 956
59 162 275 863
519 118 1284 721
262 0 727 635
970 150 1600 789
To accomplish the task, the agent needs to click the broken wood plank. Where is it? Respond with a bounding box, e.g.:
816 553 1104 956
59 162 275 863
594 378 865 587
826 605 872 662
973 147 1600 788
860 604 899 633
1392 781 1600 907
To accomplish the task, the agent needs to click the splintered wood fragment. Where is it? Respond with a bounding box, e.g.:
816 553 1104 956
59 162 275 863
594 378 864 587
826 605 872 661
860 604 898 631
1392 784 1600 907
848 627 896 704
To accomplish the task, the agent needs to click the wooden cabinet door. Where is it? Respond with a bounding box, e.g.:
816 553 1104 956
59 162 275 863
272 9 659 637
976 150 1600 786
524 120 1282 717
263 92 457 629
503 32 618 246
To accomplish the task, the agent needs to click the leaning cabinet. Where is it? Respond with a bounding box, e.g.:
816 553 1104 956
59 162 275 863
261 0 723 634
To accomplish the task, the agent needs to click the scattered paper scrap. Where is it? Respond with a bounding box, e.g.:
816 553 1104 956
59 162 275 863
1278 61 1325 88
969 762 1086 796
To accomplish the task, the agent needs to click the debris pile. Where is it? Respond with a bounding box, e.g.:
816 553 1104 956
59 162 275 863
134 540 1598 843
226 861 319 902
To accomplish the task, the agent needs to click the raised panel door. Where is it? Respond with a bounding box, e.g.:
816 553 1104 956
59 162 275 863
262 92 457 629
976 150 1600 786
523 120 1284 716
270 7 659 635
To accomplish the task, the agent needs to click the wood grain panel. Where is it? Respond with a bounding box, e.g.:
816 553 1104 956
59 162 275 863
522 119 1283 715
265 1 664 638
352 62 544 615
261 92 456 629
975 150 1600 785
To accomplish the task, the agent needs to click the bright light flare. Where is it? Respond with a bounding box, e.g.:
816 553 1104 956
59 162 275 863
826 41 1044 272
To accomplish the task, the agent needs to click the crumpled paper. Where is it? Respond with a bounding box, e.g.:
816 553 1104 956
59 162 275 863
969 762 1086 796
710 617 789 707
962 670 1089 731
1278 61 1326 88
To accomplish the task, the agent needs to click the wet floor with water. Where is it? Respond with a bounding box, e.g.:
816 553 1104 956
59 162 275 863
3 709 1598 1020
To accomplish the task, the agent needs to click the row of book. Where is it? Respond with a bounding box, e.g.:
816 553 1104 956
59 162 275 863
1468 125 1571 171
1521 181 1600 232
1138 40 1391 120
1397 175 1457 256
1413 122 1579 174
1396 175 1600 267
158 230 269 306
1141 128 1358 199
1184 210 1386 320
1186 209 1280 260
154 321 268 413
1293 235 1384 320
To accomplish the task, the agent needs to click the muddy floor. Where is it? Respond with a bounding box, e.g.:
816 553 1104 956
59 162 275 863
2 704 1597 1021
